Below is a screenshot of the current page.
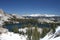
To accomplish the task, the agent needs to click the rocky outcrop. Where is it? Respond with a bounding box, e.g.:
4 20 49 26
0 27 8 34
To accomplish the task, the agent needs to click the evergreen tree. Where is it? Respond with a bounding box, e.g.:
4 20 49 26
32 25 40 40
50 23 57 33
27 23 32 40
12 25 19 33
41 28 48 38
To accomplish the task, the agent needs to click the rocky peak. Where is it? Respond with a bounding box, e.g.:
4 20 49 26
0 9 4 14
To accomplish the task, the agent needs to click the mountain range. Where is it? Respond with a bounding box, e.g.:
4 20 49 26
0 9 60 25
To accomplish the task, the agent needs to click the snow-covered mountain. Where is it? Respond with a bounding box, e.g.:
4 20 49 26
0 9 25 25
22 14 60 23
0 9 13 26
0 9 13 21
22 14 59 17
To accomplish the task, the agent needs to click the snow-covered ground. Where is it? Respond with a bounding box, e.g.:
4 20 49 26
0 32 27 40
0 27 27 40
0 26 60 40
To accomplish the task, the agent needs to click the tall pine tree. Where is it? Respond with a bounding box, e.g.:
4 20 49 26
32 25 40 40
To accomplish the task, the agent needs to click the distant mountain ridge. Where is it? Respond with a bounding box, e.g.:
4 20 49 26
22 14 60 17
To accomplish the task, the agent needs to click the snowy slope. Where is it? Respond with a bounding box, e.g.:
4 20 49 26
41 26 60 40
0 26 60 40
0 32 27 40
0 9 13 26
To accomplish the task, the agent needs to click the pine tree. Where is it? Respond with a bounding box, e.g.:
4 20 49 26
50 23 57 33
12 25 19 33
32 25 40 40
27 23 32 40
41 28 48 38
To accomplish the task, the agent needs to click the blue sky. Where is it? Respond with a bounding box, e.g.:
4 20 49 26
0 0 60 15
